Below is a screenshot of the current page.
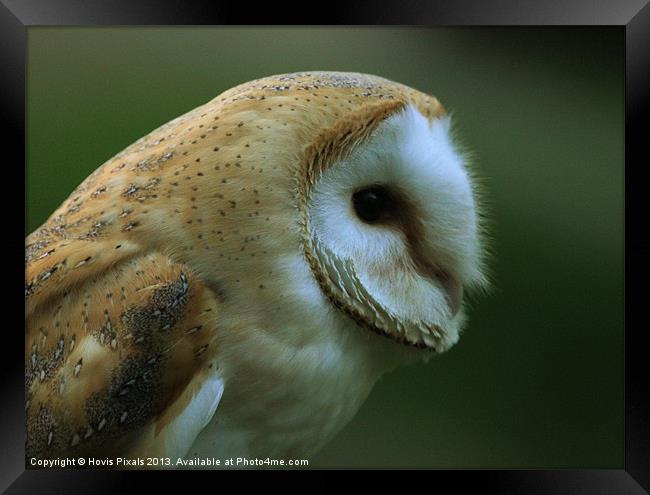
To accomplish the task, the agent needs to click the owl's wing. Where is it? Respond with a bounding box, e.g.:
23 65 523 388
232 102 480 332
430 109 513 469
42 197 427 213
26 236 223 461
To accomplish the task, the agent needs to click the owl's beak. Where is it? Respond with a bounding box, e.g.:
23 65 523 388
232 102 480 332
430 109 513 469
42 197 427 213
439 272 463 318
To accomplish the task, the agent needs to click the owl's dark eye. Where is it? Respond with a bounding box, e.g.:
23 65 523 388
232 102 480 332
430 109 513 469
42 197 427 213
352 186 393 223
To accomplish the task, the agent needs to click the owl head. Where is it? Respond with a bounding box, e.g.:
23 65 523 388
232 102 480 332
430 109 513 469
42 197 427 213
179 71 488 356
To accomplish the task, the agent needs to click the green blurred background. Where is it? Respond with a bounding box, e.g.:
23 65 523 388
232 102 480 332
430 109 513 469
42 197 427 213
26 27 623 468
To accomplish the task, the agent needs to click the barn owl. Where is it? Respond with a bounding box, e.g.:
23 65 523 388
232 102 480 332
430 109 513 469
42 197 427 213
25 71 487 465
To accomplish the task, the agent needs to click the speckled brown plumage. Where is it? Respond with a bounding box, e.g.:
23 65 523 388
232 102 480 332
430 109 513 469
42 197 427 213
26 253 218 459
26 72 446 461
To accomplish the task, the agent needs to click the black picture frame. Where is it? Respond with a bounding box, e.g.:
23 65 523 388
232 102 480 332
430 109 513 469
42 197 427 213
3 1 648 492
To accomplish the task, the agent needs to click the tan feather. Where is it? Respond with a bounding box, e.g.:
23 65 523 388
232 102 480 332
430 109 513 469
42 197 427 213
25 249 219 459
